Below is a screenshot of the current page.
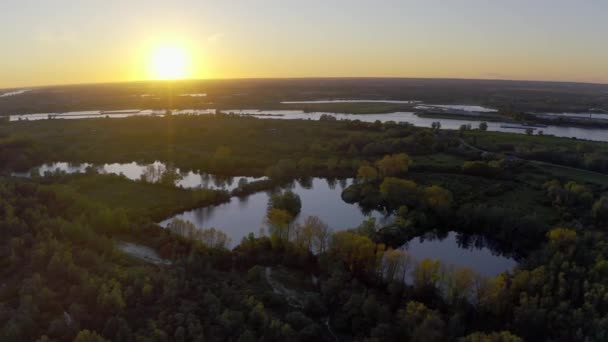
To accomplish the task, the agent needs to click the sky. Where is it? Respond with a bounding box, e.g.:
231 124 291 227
1 0 607 88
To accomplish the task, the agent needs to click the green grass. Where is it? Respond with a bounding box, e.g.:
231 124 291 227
534 163 608 187
52 174 230 220
465 130 608 153
411 153 466 172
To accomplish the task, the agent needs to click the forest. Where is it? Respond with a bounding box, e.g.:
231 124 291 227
1 114 608 341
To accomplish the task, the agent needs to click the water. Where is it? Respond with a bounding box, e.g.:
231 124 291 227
534 112 608 119
402 232 515 277
13 161 265 191
0 89 31 97
228 109 608 142
160 178 390 245
161 177 514 275
14 160 515 274
415 104 498 112
281 99 420 104
9 109 215 121
8 107 607 142
179 93 207 97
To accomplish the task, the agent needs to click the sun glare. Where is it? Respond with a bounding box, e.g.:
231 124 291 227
148 45 190 80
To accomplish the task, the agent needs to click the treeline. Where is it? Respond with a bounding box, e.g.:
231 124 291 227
0 114 455 177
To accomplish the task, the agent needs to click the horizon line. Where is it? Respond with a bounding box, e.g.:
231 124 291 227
2 76 608 91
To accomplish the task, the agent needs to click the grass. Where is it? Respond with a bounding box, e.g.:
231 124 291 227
533 163 608 187
51 173 230 220
411 153 467 172
465 130 608 153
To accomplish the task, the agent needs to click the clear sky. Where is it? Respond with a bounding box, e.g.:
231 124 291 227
1 0 607 88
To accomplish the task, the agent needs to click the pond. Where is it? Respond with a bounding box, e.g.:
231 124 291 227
12 161 265 191
160 178 390 245
161 177 515 276
401 232 516 277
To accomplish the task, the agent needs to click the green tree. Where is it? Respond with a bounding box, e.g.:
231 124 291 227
424 185 453 214
266 208 294 241
375 153 411 177
593 197 608 223
331 231 377 274
380 177 418 208
413 258 441 290
73 330 110 342
547 227 576 248
460 330 523 342
357 164 378 183
268 191 302 217
294 216 332 253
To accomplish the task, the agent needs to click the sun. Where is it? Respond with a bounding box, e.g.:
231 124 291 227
148 45 191 80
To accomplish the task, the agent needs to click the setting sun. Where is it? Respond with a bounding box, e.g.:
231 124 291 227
148 45 191 80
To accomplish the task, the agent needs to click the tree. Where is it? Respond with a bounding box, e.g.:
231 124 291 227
431 122 441 131
398 301 445 341
479 122 488 131
380 177 418 208
357 164 378 183
268 191 302 217
444 266 476 304
423 185 453 214
461 331 523 342
213 146 234 170
525 128 533 135
593 197 608 223
331 231 376 274
265 159 297 179
294 216 332 253
73 330 110 342
462 161 498 177
266 208 294 241
413 258 441 290
375 153 411 177
382 248 414 282
547 227 576 248
197 227 232 249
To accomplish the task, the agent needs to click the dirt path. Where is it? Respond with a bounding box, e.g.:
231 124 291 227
264 267 339 341
117 241 171 266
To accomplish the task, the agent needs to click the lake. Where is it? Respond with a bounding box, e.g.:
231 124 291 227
12 161 265 191
161 177 515 276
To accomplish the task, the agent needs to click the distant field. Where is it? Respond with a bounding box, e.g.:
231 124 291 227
50 173 230 220
1 78 607 115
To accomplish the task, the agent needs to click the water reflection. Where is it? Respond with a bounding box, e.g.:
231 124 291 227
401 231 516 277
160 178 390 246
13 161 266 191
